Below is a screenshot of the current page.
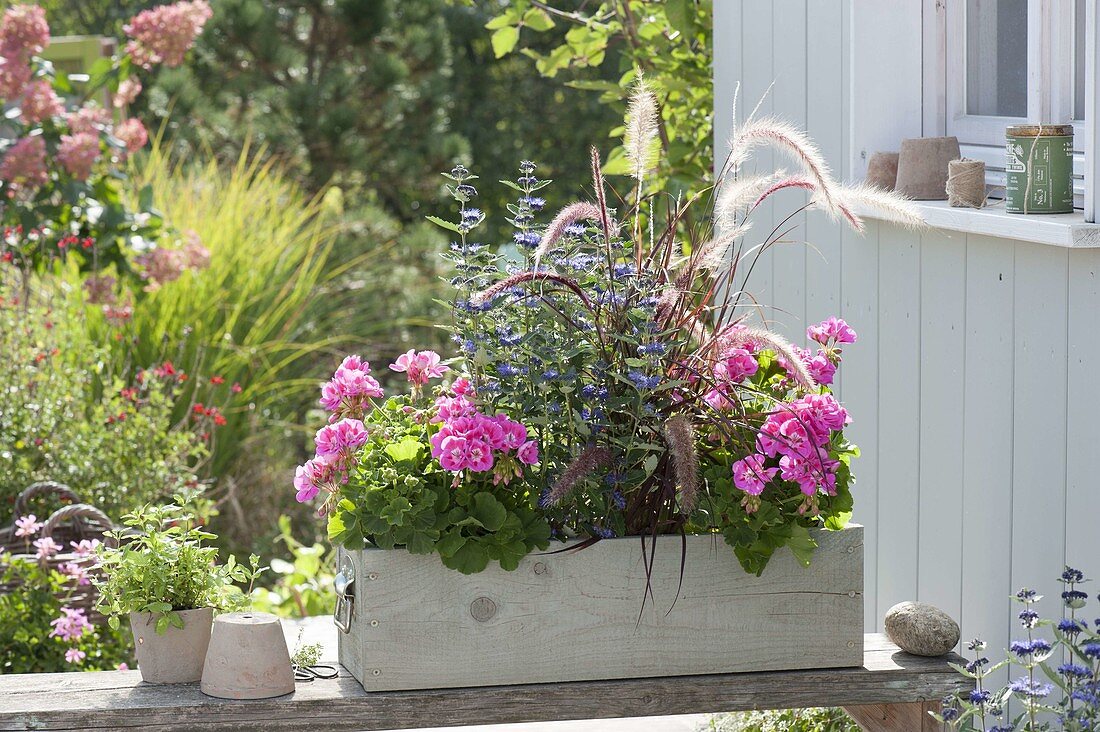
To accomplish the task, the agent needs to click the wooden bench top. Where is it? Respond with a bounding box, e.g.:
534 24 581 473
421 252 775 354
0 619 967 732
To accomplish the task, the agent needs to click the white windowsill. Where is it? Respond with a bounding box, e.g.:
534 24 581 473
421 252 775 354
852 200 1100 248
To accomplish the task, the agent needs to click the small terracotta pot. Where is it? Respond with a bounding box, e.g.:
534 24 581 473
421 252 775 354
201 612 295 699
130 607 213 684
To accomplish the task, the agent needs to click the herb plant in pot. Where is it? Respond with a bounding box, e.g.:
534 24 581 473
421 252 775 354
95 502 264 684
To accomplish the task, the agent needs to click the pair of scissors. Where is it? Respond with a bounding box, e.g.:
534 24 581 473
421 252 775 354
293 664 339 682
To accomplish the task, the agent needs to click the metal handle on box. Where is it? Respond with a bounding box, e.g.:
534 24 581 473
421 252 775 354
333 557 355 633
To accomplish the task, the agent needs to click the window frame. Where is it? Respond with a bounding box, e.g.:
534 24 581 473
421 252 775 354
927 0 1090 210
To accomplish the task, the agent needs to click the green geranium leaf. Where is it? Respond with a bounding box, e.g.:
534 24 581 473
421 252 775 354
384 438 423 464
436 530 466 558
470 492 507 532
787 525 818 568
445 541 491 574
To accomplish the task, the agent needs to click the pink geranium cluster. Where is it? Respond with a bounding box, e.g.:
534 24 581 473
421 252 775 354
124 0 212 69
318 355 384 421
703 346 759 410
732 392 850 514
808 316 857 346
429 386 539 483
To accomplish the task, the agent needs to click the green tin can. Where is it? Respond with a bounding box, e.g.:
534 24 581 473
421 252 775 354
1005 124 1074 214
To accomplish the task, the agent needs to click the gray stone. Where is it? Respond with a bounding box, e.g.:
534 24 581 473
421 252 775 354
884 601 960 657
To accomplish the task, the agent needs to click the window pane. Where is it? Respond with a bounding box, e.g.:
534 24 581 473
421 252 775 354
1075 0 1086 120
966 0 1028 117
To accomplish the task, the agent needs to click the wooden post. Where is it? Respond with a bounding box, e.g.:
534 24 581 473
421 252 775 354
844 701 941 732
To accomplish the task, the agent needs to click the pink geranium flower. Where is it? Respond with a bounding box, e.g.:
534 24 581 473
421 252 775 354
517 440 540 466
807 316 857 346
293 453 342 503
389 349 448 386
732 454 777 496
314 418 369 458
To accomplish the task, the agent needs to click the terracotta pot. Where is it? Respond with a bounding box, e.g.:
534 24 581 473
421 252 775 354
129 607 213 684
201 612 295 699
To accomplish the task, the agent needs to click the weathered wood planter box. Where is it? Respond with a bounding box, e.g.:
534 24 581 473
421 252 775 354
337 526 863 691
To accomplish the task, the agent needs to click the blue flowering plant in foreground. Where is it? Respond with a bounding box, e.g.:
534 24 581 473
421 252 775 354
935 567 1100 731
299 81 922 575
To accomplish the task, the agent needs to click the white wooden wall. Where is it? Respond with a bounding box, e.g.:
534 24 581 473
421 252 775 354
715 1 1100 666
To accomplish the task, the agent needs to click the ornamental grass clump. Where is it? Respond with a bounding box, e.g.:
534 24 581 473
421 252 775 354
296 82 920 575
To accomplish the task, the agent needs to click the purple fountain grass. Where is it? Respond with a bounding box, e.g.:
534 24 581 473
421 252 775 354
547 444 613 505
470 270 595 310
716 323 816 391
663 415 699 514
532 202 604 266
623 76 660 185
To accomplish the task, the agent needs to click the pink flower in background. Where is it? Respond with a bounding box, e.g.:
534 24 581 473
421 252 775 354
19 79 61 123
14 513 41 537
124 0 213 69
807 316 857 346
33 536 61 559
117 662 129 671
57 132 100 181
49 607 91 642
314 418 368 458
60 562 91 586
136 247 186 290
115 117 148 153
66 104 109 134
0 53 30 100
451 377 472 396
113 77 142 108
703 386 733 411
181 232 210 269
0 5 49 60
517 440 539 466
83 274 117 305
70 539 101 557
0 135 46 192
64 648 86 664
732 454 777 496
389 349 448 386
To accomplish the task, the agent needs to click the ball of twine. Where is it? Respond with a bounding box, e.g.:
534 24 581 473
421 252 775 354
946 158 987 208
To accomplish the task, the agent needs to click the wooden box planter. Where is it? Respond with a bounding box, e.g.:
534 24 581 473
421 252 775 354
336 526 863 692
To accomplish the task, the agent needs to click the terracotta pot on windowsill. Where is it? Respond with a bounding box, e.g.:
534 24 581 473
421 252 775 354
129 607 213 684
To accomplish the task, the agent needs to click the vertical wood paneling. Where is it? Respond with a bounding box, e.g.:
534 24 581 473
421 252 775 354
916 230 966 625
1011 243 1069 626
875 224 921 620
806 0 846 382
961 235 1015 689
740 3 774 316
840 221 880 629
768 0 808 342
1066 251 1100 581
712 0 742 172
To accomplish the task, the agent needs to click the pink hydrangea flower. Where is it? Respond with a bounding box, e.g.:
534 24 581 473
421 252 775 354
732 454 778 496
115 117 148 154
58 132 101 181
807 316 857 346
314 418 369 458
113 77 142 108
0 5 48 60
0 135 46 192
83 274 117 305
0 53 30 100
389 349 448 386
517 440 539 466
14 513 41 537
64 648 86 664
124 0 212 69
19 78 62 123
49 607 91 642
33 536 61 559
135 247 186 290
66 104 109 134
